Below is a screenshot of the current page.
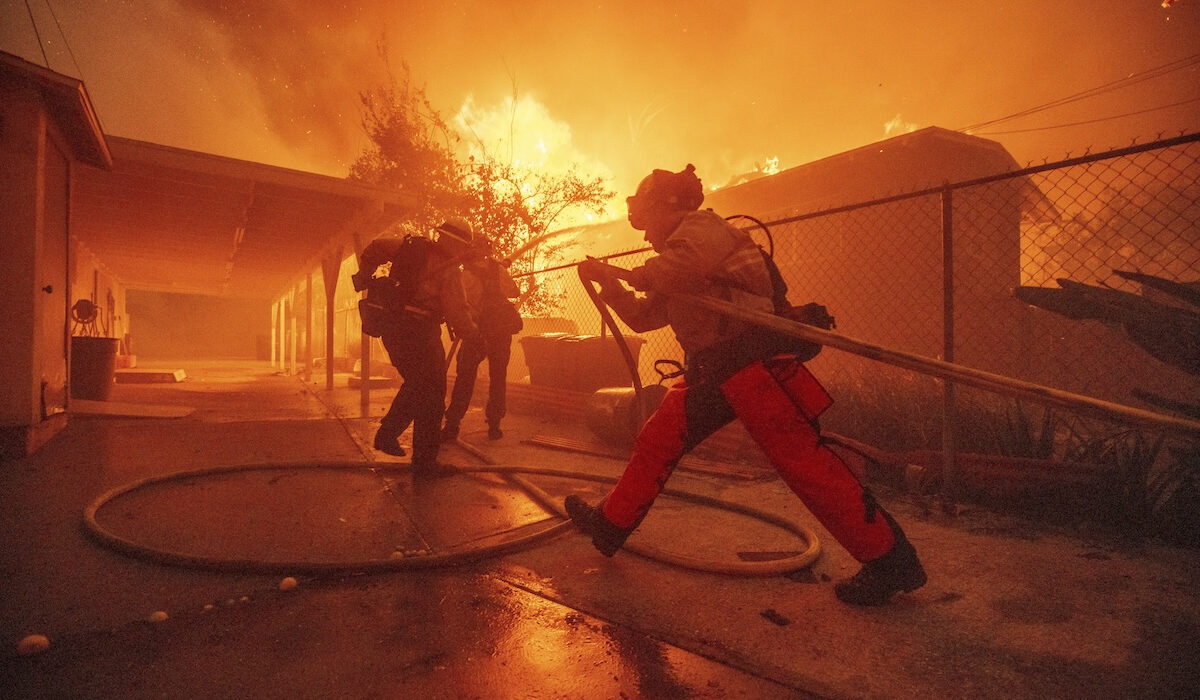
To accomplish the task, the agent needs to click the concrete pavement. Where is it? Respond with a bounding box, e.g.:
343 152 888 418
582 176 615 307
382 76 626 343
2 360 1197 699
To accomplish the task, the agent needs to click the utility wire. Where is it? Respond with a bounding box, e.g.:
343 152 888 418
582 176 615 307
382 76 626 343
974 95 1200 135
959 52 1200 133
23 0 49 67
43 0 84 81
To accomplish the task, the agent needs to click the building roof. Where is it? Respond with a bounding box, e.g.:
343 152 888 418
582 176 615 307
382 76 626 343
703 126 1024 219
71 136 417 299
0 51 111 169
3 50 415 300
574 127 1031 256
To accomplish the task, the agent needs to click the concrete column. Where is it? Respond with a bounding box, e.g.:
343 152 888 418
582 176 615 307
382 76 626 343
278 296 286 373
304 272 313 383
321 250 341 390
289 287 297 376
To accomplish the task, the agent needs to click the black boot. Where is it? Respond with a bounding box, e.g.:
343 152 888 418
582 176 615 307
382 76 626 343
834 533 927 606
440 422 459 443
564 495 632 557
487 423 503 440
373 430 406 457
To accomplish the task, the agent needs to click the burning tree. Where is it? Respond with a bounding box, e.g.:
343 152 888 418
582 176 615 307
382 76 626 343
348 58 465 236
350 56 614 316
459 156 611 316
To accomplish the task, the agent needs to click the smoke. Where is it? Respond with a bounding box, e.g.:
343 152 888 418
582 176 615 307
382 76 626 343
884 115 919 136
3 0 1197 190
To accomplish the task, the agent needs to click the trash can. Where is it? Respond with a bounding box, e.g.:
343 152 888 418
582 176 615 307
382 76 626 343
70 336 120 400
519 334 646 392
518 333 571 388
557 335 646 393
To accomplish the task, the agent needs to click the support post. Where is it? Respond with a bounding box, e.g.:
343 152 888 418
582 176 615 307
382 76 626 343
321 249 342 391
305 272 313 383
277 297 286 372
352 233 370 419
940 188 958 513
289 287 298 376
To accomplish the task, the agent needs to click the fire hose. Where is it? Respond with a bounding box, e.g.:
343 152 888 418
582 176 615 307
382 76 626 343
80 263 827 577
82 460 820 576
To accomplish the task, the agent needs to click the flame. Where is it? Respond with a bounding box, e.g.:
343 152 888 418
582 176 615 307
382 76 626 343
453 95 596 173
451 94 621 227
707 156 784 192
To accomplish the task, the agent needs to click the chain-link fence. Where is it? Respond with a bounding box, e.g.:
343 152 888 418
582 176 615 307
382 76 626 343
512 132 1200 530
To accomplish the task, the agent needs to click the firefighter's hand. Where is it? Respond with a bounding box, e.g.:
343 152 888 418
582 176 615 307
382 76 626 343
580 257 626 286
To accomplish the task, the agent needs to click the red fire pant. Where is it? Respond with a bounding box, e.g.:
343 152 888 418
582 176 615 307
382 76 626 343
602 357 896 563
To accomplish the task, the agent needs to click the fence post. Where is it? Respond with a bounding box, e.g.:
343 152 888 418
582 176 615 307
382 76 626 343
941 187 959 513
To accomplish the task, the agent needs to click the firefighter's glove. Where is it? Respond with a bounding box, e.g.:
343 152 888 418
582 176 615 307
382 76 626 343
623 267 650 291
580 257 628 296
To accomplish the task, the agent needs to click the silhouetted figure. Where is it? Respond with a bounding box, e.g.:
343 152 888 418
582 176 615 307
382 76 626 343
356 219 477 473
566 164 927 606
442 234 523 441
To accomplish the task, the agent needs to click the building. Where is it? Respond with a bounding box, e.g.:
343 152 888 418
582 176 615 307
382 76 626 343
0 51 412 459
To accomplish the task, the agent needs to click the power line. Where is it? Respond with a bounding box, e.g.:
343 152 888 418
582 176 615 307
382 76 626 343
43 0 84 81
958 52 1200 133
23 0 49 67
972 95 1200 135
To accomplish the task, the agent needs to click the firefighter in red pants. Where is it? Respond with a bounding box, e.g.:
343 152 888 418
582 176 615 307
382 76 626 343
565 164 927 605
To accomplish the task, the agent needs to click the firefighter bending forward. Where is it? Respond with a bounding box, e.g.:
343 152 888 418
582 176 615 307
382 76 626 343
566 165 927 605
360 220 477 473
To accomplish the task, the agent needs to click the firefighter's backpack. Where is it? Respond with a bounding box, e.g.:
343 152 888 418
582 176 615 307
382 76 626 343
356 235 437 338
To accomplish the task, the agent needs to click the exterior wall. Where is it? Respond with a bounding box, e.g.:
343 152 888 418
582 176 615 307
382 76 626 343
0 84 43 430
0 82 71 456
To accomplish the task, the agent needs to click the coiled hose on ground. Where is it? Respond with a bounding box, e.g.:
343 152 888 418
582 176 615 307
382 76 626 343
81 260 828 577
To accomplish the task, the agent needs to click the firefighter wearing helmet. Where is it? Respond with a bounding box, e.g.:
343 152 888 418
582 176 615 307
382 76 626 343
362 218 477 473
569 164 927 605
441 227 523 443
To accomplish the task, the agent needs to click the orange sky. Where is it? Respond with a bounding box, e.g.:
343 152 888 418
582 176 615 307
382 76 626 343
3 0 1198 202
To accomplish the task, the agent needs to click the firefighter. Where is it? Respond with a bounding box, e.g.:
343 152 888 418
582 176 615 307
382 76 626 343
566 165 927 605
442 233 523 442
362 219 477 473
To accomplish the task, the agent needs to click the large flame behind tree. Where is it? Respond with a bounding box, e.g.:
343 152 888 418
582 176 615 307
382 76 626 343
349 50 614 317
459 157 612 317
